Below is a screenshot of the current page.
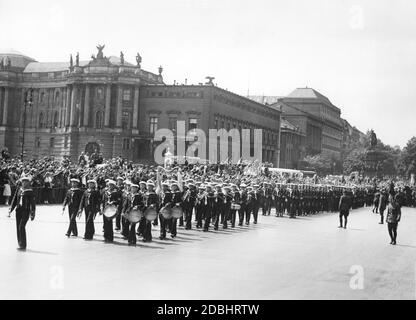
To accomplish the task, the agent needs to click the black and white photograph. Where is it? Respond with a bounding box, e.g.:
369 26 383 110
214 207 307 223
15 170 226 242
1 0 416 306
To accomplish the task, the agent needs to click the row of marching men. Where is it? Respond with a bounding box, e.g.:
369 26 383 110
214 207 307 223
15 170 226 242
62 177 268 246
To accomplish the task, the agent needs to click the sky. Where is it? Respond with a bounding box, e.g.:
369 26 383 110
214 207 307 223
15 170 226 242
1 0 415 148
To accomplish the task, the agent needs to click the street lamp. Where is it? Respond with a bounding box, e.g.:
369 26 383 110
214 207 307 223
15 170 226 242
21 88 33 161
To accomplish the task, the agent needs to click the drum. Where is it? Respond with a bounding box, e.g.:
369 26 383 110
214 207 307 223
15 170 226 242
103 204 118 219
127 208 143 223
171 204 183 219
231 203 241 210
144 205 158 221
160 205 172 219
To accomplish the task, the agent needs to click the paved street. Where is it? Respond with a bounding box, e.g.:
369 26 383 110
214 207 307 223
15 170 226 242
0 205 415 300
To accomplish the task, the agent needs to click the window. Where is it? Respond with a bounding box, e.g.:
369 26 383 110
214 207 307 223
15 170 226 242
169 117 177 132
123 138 131 150
53 111 59 128
49 137 55 148
64 136 69 148
96 87 104 99
189 118 198 131
48 73 54 79
95 111 104 129
122 111 131 130
35 137 41 148
123 89 131 101
149 117 158 134
214 118 218 130
54 91 60 104
40 92 45 103
38 113 45 128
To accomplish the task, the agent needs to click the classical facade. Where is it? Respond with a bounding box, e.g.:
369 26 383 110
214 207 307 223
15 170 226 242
0 47 281 165
279 118 305 169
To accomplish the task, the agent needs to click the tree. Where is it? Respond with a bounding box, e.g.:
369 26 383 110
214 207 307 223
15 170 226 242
302 152 337 175
398 137 416 178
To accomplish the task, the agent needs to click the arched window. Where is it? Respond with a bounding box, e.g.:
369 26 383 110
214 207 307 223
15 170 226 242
95 111 104 129
54 91 60 104
53 111 59 128
39 112 45 128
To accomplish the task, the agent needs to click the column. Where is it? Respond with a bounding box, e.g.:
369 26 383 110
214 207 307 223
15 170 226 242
104 84 111 127
133 86 139 129
83 84 90 127
70 85 77 126
2 87 9 126
116 85 123 127
65 87 71 127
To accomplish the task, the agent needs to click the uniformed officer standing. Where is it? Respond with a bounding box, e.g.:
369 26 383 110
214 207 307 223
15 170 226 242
62 178 84 237
378 189 388 224
338 190 352 229
9 176 36 250
78 180 101 240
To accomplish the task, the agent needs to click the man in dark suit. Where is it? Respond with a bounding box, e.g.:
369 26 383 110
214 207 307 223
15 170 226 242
9 176 36 250
338 190 352 229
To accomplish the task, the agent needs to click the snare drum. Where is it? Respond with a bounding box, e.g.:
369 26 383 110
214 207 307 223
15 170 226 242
160 205 172 219
171 204 183 219
103 204 118 219
128 208 143 223
144 205 158 221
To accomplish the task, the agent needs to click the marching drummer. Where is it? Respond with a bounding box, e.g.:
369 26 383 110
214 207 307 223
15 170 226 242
170 181 182 238
159 181 172 240
127 183 144 246
143 180 158 242
62 178 84 237
137 181 147 237
78 179 101 240
121 180 132 239
102 180 121 243
229 183 240 228
203 184 216 232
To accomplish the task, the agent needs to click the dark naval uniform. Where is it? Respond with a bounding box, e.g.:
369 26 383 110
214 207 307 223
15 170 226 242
10 187 36 249
63 187 84 237
102 188 122 242
79 188 101 240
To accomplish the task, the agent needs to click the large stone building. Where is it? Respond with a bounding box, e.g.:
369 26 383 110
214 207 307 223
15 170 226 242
278 88 343 159
279 117 305 169
0 47 281 165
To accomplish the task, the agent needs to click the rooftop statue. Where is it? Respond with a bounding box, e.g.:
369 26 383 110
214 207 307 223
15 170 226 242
96 44 105 59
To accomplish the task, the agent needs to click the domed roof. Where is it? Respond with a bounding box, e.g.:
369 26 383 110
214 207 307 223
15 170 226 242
0 48 36 69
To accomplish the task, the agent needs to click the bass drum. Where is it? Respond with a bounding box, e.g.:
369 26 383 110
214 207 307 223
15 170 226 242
171 204 183 219
144 205 158 221
160 205 172 219
103 204 118 219
128 208 143 223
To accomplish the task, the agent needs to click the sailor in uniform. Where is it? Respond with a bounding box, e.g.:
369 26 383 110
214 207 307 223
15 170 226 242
78 180 101 240
9 176 36 250
62 178 84 237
